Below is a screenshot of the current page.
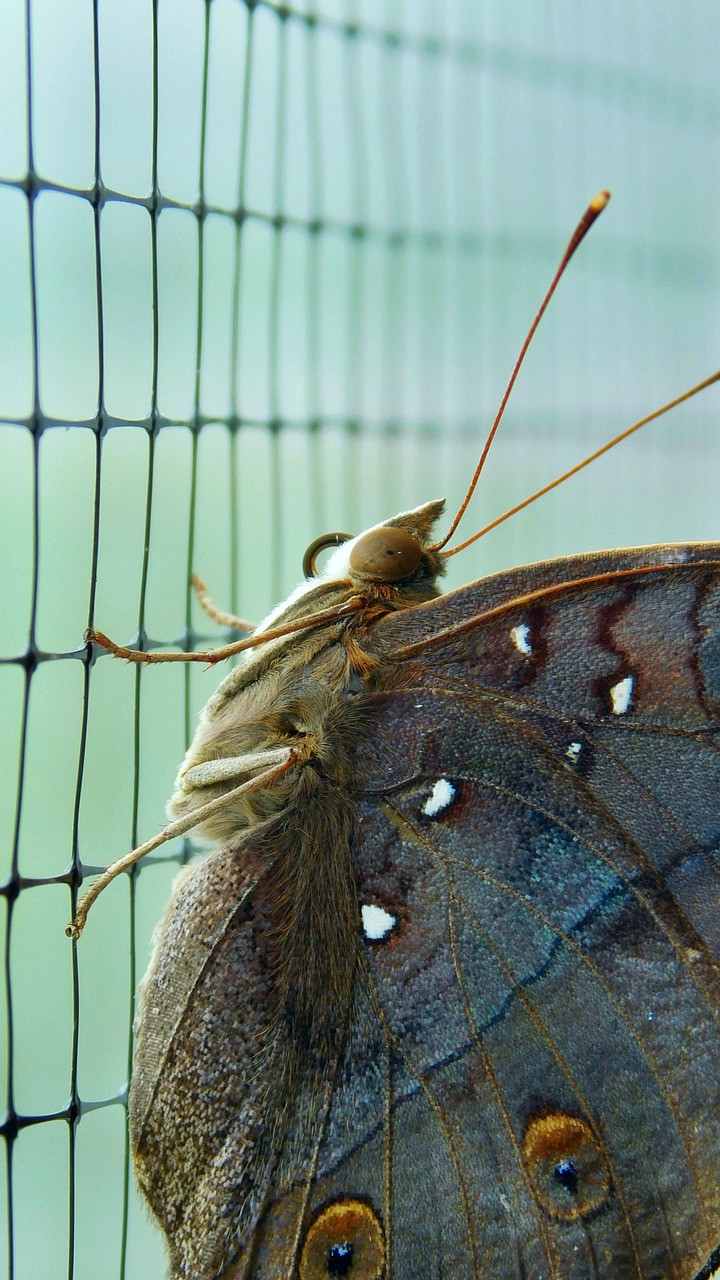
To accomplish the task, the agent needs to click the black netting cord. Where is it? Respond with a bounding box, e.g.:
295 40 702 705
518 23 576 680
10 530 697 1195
4 5 716 1280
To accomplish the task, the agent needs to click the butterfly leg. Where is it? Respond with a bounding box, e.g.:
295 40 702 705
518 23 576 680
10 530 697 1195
66 748 299 940
86 627 255 666
86 598 367 667
191 573 256 632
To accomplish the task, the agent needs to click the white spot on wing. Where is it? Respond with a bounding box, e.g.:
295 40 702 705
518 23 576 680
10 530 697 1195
423 778 456 817
510 623 532 655
362 904 397 941
610 675 634 715
566 741 583 764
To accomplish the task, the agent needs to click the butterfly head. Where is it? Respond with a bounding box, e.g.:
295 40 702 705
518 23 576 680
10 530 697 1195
306 498 448 605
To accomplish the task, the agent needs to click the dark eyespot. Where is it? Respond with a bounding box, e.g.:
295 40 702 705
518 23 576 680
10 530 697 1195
303 532 353 579
300 1199 384 1280
523 1112 610 1220
327 1241 353 1276
553 1158 579 1197
349 527 422 581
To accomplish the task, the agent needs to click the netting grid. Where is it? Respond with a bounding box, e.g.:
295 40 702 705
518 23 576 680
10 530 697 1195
1 2 719 1277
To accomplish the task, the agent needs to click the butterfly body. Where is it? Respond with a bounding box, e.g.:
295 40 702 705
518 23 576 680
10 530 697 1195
127 503 720 1280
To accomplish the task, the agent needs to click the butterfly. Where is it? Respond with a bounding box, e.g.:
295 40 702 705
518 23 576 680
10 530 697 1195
68 196 720 1279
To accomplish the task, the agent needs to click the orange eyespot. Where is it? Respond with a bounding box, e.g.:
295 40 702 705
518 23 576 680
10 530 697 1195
299 1199 385 1280
523 1112 610 1220
349 527 422 581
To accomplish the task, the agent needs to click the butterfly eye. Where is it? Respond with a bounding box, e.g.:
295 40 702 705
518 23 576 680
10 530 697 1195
303 532 353 579
349 527 422 581
299 1199 385 1280
523 1112 610 1220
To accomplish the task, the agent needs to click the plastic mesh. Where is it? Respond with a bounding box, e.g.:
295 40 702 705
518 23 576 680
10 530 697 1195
1 2 719 1278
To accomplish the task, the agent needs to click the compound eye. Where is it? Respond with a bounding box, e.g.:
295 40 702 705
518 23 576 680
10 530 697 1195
349 527 422 581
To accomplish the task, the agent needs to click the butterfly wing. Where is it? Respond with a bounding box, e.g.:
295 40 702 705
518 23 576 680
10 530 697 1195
364 541 720 958
133 544 720 1280
256 545 720 1278
334 542 720 1278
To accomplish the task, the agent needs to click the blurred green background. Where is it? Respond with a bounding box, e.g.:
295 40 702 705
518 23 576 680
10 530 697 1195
1 2 719 1278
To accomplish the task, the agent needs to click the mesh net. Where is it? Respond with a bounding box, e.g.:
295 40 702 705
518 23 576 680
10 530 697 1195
1 2 719 1277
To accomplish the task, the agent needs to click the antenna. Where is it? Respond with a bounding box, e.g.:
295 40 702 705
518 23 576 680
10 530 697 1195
432 190 611 553
444 370 720 558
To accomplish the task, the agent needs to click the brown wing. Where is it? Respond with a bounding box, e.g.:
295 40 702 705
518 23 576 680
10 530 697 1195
365 542 720 956
323 543 719 1277
132 544 720 1279
258 545 720 1278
